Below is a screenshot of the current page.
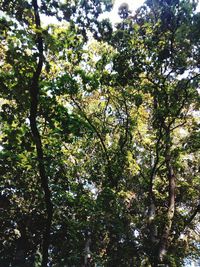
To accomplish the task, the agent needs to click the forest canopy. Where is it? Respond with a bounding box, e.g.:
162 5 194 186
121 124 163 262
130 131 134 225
0 0 200 266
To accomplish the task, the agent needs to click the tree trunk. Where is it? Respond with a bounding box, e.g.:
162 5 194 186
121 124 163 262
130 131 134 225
158 130 175 263
30 1 53 266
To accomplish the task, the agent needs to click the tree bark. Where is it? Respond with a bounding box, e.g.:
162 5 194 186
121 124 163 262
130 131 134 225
30 1 53 266
158 129 175 263
148 126 163 246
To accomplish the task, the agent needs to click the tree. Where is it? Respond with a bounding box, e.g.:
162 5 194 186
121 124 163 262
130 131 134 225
0 0 199 266
108 0 200 265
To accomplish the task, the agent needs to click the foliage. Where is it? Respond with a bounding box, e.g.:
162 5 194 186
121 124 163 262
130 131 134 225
0 0 199 266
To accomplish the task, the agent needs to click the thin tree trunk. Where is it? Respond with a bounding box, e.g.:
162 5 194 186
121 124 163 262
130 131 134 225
30 1 53 266
148 170 157 244
158 129 175 263
148 127 163 246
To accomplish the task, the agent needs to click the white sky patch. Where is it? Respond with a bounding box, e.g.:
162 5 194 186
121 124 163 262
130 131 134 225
99 0 145 23
40 13 60 26
196 0 200 12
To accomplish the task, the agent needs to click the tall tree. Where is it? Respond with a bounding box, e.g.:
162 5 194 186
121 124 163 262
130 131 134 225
0 0 199 266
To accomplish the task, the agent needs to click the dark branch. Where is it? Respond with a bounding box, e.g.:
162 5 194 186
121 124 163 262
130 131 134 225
71 96 110 163
30 1 53 266
185 204 200 227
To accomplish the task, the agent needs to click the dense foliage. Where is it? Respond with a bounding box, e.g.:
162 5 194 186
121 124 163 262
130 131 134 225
0 0 200 266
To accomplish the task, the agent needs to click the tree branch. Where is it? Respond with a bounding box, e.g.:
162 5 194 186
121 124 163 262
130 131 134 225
30 1 53 266
70 96 109 163
185 203 200 228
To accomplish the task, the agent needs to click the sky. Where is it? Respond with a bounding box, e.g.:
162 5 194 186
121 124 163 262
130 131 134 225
101 0 145 23
41 0 145 25
1 0 200 25
102 0 200 23
41 0 200 25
